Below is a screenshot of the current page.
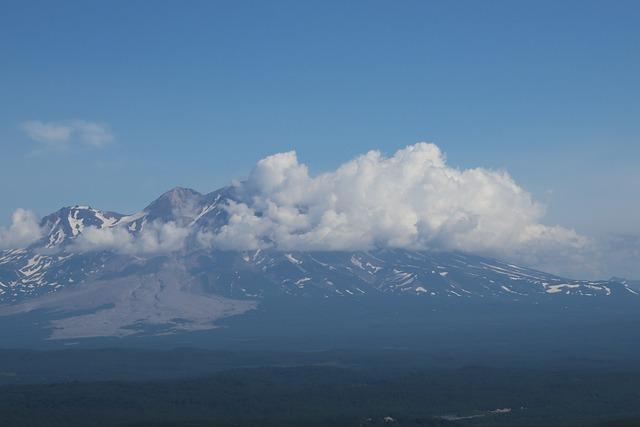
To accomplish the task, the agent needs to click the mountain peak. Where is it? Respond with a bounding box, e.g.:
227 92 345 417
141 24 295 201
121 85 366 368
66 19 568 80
143 187 203 222
160 186 201 199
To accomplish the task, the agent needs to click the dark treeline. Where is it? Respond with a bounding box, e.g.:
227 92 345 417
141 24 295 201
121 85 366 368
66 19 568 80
2 364 640 427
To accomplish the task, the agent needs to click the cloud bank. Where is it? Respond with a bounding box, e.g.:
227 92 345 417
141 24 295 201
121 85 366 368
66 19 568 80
72 221 189 255
208 143 588 264
22 120 113 149
0 209 44 249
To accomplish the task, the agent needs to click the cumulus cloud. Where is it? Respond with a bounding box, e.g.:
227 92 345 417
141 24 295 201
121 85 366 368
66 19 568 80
0 209 44 249
4 142 619 277
72 220 189 255
21 120 113 149
205 143 589 269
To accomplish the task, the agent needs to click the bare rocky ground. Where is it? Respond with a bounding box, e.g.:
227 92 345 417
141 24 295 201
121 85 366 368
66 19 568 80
0 260 256 339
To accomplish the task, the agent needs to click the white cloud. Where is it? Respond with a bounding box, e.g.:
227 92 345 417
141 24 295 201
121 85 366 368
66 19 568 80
205 143 589 270
72 220 189 255
5 142 622 278
20 122 72 146
69 120 114 147
0 209 44 249
21 120 113 149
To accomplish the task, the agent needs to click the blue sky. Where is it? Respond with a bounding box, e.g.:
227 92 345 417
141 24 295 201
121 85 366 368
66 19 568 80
1 0 638 240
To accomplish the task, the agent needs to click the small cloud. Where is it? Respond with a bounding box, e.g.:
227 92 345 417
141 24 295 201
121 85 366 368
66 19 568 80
21 120 113 150
71 220 190 255
21 121 73 149
0 209 44 249
70 120 114 148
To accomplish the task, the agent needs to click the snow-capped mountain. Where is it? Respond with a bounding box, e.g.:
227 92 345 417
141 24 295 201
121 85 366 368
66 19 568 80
0 187 637 339
187 249 638 299
32 187 232 250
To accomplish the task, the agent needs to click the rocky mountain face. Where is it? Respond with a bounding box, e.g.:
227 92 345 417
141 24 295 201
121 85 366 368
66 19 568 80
0 187 637 339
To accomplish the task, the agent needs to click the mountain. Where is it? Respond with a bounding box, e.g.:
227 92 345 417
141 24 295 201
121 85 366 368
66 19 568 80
0 186 637 340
